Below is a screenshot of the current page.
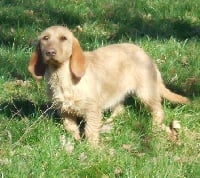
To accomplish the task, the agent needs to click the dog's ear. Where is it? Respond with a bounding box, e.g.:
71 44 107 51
70 38 87 78
28 44 46 79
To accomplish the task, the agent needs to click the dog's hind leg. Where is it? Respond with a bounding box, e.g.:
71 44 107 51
135 86 179 140
105 103 125 124
135 85 169 130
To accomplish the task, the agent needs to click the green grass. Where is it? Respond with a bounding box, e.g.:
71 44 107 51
0 0 200 177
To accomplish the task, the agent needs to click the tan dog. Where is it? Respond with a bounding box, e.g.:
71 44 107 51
28 26 189 146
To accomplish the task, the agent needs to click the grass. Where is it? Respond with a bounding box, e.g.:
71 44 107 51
0 0 200 177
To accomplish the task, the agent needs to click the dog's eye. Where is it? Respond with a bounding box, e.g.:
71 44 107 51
43 36 49 40
60 36 67 41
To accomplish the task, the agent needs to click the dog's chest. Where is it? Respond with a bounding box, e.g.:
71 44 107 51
45 66 83 116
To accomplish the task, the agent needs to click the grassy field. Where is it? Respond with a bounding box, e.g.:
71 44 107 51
0 0 200 177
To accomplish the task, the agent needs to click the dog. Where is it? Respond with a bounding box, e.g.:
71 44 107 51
28 26 189 146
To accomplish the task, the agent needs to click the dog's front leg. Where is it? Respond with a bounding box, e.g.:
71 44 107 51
62 116 81 141
84 108 102 147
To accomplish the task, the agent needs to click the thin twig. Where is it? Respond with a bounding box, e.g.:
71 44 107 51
14 104 54 146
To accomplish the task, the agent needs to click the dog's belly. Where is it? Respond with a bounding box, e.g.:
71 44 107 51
101 89 132 110
100 75 136 110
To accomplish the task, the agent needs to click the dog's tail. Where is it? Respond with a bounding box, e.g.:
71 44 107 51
156 66 189 104
160 83 189 104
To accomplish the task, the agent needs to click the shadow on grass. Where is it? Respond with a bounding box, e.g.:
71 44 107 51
1 0 200 47
102 1 200 41
166 83 199 98
0 99 59 120
108 15 200 42
0 1 82 46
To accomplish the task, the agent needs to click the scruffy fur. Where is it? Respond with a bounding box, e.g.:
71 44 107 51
28 26 189 146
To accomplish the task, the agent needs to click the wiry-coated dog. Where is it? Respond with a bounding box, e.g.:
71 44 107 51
28 26 189 146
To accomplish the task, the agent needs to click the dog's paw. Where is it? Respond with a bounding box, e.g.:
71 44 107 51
169 120 181 141
101 122 113 133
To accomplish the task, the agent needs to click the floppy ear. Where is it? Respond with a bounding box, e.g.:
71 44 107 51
70 38 87 78
28 44 46 79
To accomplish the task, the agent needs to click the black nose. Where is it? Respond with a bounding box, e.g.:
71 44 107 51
46 48 56 57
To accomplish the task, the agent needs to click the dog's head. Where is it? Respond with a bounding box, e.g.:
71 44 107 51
28 26 87 79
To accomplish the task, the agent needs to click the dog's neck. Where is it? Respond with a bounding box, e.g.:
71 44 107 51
45 61 73 98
